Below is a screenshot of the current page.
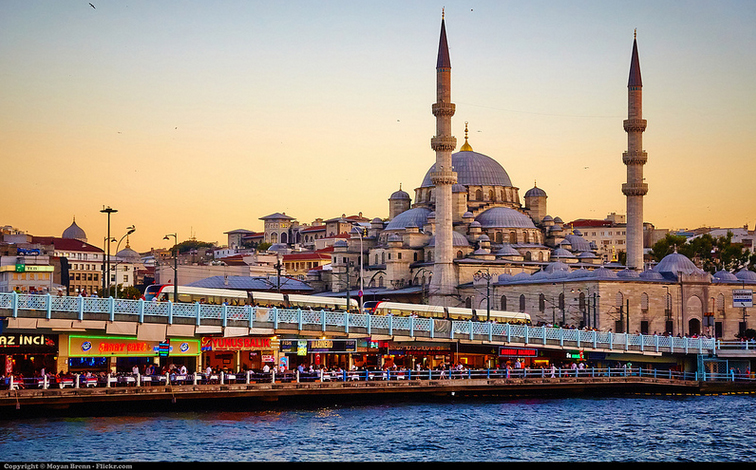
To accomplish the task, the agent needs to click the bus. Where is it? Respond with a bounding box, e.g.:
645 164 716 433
362 300 531 324
142 284 359 311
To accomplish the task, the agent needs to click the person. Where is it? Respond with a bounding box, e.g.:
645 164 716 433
132 364 140 376
262 364 270 374
550 364 556 378
179 364 187 375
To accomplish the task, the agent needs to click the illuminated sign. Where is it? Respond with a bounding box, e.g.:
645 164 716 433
498 347 538 357
12 264 54 272
69 336 199 357
565 350 585 360
0 334 58 353
200 336 275 352
280 339 357 354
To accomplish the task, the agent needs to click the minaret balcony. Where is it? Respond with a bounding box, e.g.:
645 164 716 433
622 182 648 196
430 169 458 185
431 136 457 152
432 102 456 117
622 150 648 165
623 118 647 132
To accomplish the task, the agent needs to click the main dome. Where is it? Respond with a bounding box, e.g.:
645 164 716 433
420 150 513 188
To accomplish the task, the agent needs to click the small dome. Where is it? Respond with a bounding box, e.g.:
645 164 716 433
116 245 141 263
617 269 640 279
389 186 411 200
62 218 87 241
462 211 474 219
495 244 521 257
564 234 593 252
385 207 431 231
569 268 591 279
736 269 756 282
578 252 598 259
713 270 738 282
525 184 547 198
591 267 619 279
333 240 348 248
639 269 665 280
551 248 574 260
553 217 564 224
475 207 536 229
497 273 513 283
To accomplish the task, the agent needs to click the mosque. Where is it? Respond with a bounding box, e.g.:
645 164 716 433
314 14 756 341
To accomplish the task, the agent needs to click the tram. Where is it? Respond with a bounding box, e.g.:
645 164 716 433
142 284 358 311
362 300 531 324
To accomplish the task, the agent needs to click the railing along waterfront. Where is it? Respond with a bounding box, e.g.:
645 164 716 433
2 366 732 391
0 292 716 354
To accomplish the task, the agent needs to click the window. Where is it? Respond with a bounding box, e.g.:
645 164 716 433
500 295 507 310
539 294 545 313
519 294 526 312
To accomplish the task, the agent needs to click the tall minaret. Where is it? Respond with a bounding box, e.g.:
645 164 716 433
622 30 648 271
429 10 458 306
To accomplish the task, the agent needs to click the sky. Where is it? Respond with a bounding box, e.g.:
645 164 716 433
2 1 755 254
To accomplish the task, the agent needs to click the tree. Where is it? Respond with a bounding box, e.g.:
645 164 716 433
650 231 754 274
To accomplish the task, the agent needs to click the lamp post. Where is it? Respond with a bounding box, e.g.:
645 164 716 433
163 233 178 302
351 226 364 314
113 225 136 299
473 269 492 322
100 206 117 295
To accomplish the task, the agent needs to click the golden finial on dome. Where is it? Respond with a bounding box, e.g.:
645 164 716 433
442 7 445 20
634 28 637 39
460 121 473 151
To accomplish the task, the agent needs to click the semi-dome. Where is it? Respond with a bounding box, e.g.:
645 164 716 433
421 150 513 188
62 218 87 241
475 207 536 229
385 207 431 231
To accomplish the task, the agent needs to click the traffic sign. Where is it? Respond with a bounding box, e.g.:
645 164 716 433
733 289 753 308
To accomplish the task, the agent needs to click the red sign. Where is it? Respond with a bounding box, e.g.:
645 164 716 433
498 347 538 357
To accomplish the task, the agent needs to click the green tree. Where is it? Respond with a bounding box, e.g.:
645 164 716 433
650 231 754 274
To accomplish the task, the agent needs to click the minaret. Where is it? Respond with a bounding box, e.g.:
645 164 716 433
429 10 458 306
622 30 648 271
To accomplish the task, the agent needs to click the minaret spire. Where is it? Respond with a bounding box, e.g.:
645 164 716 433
622 30 648 271
429 11 458 306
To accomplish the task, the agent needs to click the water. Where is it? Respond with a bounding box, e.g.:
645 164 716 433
1 395 755 462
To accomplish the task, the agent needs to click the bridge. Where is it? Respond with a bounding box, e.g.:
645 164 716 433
1 292 718 357
1 366 738 414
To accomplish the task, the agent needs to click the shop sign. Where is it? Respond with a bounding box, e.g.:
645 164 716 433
498 347 538 357
279 339 357 354
0 333 57 353
566 350 584 360
200 336 276 352
386 345 450 356
68 336 199 357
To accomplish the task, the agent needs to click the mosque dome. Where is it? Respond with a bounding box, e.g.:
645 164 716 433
428 231 470 247
591 267 619 280
654 251 701 276
385 207 431 231
420 150 513 188
475 207 536 229
639 269 665 281
116 244 141 263
62 218 87 241
617 269 640 279
495 244 521 258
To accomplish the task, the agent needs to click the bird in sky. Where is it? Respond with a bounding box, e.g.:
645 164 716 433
89 3 95 9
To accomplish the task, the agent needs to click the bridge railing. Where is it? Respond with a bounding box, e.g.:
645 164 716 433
4 366 737 391
0 292 717 354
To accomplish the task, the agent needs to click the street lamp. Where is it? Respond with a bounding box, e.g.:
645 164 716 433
113 225 136 299
100 206 117 294
163 233 178 302
473 269 492 321
351 226 365 313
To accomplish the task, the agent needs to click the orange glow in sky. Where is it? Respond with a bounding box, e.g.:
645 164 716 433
2 1 755 253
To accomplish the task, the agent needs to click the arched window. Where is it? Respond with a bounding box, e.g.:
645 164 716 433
500 295 507 310
465 297 472 309
496 232 503 243
717 293 726 314
475 189 483 200
539 293 545 313
488 189 494 201
641 292 649 313
510 232 517 243
456 250 463 259
519 294 526 312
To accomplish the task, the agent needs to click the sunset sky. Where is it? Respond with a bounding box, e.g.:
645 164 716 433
2 1 754 254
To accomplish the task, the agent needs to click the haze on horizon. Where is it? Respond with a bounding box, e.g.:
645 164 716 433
2 1 754 254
